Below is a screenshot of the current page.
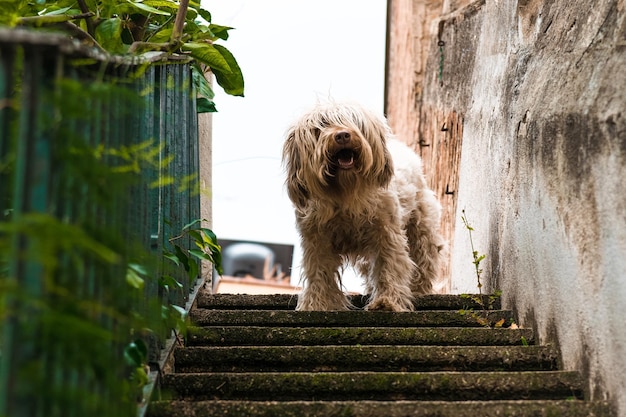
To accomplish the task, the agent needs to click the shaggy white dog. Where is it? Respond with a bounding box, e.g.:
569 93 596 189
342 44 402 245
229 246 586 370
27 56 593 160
282 102 444 311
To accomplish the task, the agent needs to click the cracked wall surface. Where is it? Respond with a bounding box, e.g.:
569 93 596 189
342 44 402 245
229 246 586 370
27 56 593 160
386 0 626 413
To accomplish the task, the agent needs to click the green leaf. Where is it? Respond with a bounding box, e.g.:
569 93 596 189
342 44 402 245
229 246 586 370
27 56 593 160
131 366 149 385
124 341 146 367
125 0 171 16
187 230 204 244
95 18 125 54
160 274 183 289
211 44 244 96
148 27 172 43
209 24 233 41
204 237 221 252
198 228 222 274
197 8 211 23
163 250 181 266
192 65 215 99
143 0 179 12
126 266 145 289
135 338 148 359
40 6 72 16
174 245 190 271
161 305 170 320
182 218 203 230
210 248 223 275
170 304 186 318
197 97 217 113
128 262 148 276
201 227 218 243
181 42 232 73
189 248 212 261
188 257 199 281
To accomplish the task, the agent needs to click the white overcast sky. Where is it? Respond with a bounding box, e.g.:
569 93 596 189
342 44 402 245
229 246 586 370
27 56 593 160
204 1 388 290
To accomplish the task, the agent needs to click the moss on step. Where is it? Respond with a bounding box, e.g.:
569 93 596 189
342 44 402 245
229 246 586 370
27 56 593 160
190 309 514 327
174 345 558 373
197 293 501 310
148 399 616 417
162 371 584 401
187 325 534 347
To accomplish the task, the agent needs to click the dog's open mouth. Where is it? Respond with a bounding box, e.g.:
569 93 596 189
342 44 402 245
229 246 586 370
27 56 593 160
335 148 355 169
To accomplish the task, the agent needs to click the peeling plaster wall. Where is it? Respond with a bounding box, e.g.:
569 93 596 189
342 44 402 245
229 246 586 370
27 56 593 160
386 0 626 412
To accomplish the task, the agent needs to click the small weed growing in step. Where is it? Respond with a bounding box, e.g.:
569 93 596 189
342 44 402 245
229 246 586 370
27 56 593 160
461 209 485 291
459 210 503 327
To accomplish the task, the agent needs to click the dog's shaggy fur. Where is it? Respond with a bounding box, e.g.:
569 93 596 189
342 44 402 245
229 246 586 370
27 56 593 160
282 102 444 311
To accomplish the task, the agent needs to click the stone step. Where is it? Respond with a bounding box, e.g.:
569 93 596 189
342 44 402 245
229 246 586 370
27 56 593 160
160 370 584 401
190 309 514 328
174 345 558 373
148 399 615 417
197 293 501 310
147 293 616 417
187 325 535 346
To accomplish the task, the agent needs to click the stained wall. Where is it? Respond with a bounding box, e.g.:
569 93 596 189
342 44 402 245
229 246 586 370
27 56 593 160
386 0 626 412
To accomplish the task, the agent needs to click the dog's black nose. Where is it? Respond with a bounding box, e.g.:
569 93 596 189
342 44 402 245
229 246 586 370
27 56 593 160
334 131 351 144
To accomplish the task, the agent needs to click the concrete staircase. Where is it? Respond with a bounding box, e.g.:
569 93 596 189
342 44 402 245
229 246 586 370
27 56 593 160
147 292 614 417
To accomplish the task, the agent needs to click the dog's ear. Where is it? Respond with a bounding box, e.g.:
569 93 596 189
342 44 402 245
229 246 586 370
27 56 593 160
376 140 394 187
364 114 394 187
282 131 309 209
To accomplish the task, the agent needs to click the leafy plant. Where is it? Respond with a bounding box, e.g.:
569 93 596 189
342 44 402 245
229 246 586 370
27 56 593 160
459 210 503 327
461 209 485 291
165 218 223 278
0 54 221 415
160 218 222 338
124 338 150 402
120 219 223 403
2 0 244 111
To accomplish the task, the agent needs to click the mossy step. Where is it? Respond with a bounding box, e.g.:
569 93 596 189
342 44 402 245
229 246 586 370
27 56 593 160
190 309 514 328
187 326 534 347
161 371 583 401
197 293 501 310
148 399 615 417
174 345 558 373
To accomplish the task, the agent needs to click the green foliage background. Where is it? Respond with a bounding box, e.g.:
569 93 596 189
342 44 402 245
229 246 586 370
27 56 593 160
0 11 226 415
1 0 245 111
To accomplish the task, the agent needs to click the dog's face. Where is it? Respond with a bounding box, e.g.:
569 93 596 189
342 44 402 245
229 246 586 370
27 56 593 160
282 103 394 209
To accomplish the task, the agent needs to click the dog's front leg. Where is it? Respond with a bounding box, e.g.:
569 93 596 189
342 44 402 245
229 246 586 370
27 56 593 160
297 238 351 311
365 228 416 312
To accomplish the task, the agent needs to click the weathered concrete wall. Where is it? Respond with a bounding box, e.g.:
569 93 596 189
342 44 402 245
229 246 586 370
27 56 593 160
386 0 626 413
198 111 213 285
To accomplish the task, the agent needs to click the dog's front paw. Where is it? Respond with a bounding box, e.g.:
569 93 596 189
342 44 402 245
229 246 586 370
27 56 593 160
296 290 352 311
365 296 414 312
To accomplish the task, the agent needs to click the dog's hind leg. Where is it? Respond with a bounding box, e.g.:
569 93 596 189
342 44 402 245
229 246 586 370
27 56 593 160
405 196 444 295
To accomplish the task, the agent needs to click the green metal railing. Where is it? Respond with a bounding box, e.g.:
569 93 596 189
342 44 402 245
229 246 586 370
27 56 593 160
0 29 201 417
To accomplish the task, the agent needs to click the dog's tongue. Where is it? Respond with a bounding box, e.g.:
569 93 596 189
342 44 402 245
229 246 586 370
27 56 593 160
337 150 354 169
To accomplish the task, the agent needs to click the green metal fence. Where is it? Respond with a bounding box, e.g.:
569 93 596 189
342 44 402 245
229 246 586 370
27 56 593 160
0 29 201 417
